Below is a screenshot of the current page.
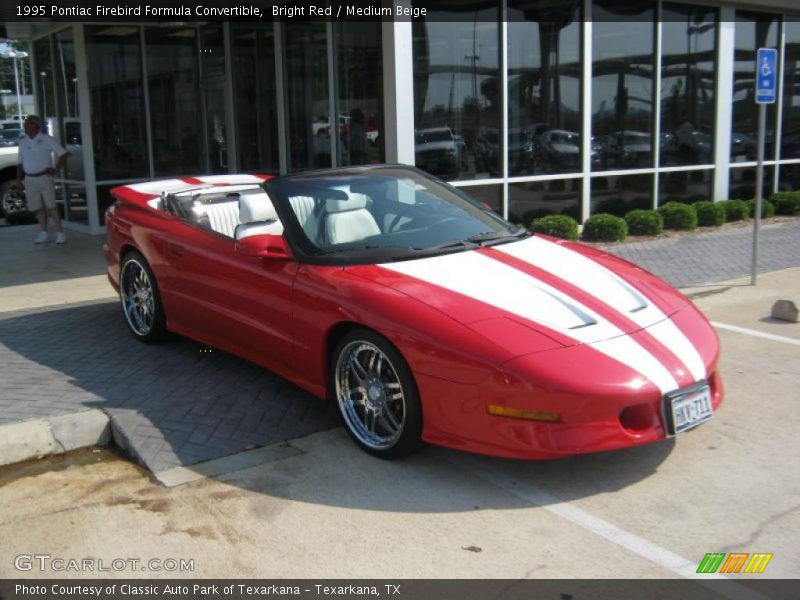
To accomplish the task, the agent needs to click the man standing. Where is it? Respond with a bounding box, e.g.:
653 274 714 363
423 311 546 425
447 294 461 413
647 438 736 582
16 115 68 244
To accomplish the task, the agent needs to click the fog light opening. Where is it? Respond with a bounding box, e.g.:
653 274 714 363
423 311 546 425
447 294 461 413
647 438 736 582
619 404 654 432
486 404 561 422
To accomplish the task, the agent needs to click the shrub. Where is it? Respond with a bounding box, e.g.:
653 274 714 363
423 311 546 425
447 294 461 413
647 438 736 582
693 201 726 227
719 199 750 221
658 201 697 230
531 214 579 240
624 209 663 236
769 191 800 215
744 198 775 218
582 213 628 242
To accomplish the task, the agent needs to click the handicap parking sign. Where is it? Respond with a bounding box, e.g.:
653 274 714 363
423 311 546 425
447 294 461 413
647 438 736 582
756 48 777 104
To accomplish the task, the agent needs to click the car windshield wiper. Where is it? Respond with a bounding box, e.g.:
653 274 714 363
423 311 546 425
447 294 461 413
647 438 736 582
322 245 414 256
423 229 529 252
464 230 529 245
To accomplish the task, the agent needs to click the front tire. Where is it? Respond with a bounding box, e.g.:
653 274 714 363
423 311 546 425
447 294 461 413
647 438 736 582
119 251 167 343
332 329 423 458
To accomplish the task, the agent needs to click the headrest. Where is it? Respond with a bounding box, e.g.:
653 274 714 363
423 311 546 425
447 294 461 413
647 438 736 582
326 194 367 213
239 193 277 223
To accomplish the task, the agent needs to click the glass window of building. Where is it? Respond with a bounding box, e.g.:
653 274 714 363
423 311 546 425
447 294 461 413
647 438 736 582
731 12 778 161
778 164 800 191
660 4 717 167
413 8 500 181
659 169 712 204
730 165 773 199
33 38 55 125
48 28 84 188
232 26 279 174
85 26 148 181
507 1 582 177
458 184 502 215
285 22 330 171
592 1 656 172
781 20 800 161
200 26 225 79
146 26 203 176
336 22 385 167
509 179 581 226
592 174 653 215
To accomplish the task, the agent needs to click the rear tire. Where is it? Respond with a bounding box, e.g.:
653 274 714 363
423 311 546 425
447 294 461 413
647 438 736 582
119 251 167 343
332 329 423 459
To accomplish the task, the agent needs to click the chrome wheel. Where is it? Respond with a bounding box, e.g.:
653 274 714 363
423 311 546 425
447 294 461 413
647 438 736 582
335 339 407 450
1 182 26 216
120 258 156 337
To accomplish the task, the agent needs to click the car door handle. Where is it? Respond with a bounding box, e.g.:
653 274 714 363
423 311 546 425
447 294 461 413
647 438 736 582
168 243 184 257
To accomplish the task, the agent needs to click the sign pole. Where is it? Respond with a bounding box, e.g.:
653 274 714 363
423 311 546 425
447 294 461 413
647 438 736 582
751 103 765 285
751 47 777 286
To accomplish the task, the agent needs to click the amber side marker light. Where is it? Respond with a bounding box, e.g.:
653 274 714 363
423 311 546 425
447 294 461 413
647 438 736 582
486 404 561 422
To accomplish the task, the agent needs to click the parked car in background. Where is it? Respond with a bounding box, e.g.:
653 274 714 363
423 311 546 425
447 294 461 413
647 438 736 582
0 128 22 147
602 130 652 169
0 146 23 218
104 165 723 460
414 127 467 179
537 129 581 171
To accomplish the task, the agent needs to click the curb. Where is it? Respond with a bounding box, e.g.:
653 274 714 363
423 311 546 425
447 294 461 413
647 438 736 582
0 409 111 467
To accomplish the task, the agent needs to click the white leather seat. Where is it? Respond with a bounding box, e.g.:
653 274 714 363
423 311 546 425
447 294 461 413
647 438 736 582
324 195 380 245
191 201 241 238
235 193 284 239
289 195 320 243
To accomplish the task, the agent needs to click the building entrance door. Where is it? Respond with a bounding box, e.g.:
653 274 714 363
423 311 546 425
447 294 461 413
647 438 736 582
199 25 230 174
203 83 228 174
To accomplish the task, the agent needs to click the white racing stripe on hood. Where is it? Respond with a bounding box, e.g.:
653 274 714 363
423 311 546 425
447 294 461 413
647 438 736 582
382 250 680 393
497 236 707 382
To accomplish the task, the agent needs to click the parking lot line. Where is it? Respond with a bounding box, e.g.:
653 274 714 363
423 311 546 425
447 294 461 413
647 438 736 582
711 321 800 347
447 453 769 600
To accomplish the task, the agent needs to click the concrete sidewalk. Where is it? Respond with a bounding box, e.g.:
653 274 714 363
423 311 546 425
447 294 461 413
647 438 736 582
1 219 799 481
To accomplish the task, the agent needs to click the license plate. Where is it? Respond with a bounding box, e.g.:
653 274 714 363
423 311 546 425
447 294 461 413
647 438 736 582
666 384 713 435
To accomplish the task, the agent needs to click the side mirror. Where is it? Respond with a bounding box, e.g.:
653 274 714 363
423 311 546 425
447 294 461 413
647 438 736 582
234 234 293 260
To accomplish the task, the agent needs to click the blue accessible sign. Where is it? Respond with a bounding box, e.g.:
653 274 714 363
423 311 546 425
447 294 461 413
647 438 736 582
756 48 778 104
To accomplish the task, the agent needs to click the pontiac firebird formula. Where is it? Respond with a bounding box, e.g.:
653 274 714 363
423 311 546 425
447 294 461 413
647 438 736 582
104 165 723 459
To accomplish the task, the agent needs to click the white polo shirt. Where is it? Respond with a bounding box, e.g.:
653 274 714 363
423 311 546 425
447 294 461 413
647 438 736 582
18 132 66 175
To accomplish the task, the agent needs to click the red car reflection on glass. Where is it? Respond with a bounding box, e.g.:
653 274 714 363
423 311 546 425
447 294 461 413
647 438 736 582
104 166 722 459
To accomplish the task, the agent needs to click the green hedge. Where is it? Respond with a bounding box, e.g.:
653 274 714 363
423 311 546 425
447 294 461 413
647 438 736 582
531 214 579 240
719 199 750 221
582 213 628 242
624 209 663 236
692 201 726 227
744 198 775 218
658 201 697 230
769 191 800 215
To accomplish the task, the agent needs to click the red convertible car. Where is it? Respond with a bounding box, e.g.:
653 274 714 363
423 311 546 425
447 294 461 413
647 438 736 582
104 166 722 459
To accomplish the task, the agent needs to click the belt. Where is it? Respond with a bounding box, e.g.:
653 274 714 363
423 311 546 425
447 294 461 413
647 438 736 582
25 170 50 177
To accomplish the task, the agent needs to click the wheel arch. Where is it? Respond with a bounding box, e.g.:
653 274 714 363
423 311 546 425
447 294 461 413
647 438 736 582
119 243 140 262
0 165 16 185
324 321 369 398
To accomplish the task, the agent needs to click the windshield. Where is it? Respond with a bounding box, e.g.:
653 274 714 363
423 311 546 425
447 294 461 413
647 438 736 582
268 167 524 263
0 129 21 140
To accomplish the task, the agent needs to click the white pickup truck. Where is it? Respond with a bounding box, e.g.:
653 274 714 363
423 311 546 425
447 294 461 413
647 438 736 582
0 145 24 217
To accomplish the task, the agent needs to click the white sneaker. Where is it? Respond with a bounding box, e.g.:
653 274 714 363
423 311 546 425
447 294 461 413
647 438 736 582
55 232 66 245
35 231 49 244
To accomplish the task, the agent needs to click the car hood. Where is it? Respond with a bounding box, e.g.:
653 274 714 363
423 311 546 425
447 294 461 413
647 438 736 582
347 235 692 354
